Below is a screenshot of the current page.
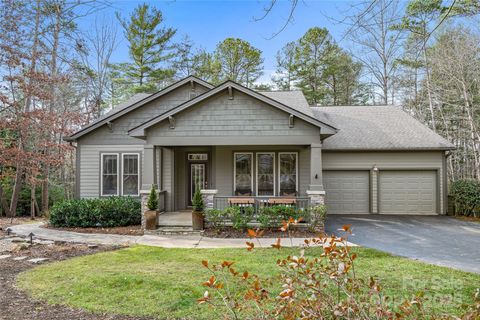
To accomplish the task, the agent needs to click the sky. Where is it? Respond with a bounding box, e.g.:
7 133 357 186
78 0 359 83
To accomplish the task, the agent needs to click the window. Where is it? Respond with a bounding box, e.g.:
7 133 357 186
279 152 298 196
122 153 140 196
257 153 275 196
234 153 253 196
101 154 119 196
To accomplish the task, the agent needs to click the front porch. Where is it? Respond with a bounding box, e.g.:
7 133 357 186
140 145 327 229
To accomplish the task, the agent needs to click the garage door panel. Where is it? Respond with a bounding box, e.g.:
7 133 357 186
379 171 436 214
324 171 370 214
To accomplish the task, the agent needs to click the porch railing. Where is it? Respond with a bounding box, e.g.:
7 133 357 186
213 196 311 219
158 190 167 213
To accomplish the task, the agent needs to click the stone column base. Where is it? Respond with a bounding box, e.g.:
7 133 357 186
140 190 150 230
306 190 326 206
200 189 218 210
306 190 326 232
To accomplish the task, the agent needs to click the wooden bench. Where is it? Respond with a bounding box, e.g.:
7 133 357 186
267 198 296 205
228 197 255 205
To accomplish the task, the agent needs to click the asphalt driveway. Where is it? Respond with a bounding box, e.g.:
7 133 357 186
325 215 480 273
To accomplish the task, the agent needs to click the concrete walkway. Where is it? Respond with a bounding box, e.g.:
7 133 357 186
10 223 355 249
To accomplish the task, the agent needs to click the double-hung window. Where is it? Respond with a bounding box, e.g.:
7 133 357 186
122 153 140 196
278 152 298 196
234 153 253 196
256 152 275 196
101 153 119 196
101 153 140 196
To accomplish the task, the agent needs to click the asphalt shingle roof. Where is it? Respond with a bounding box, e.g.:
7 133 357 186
312 106 455 150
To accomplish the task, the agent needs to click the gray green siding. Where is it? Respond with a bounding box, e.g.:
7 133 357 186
78 83 209 145
78 144 144 198
145 91 321 146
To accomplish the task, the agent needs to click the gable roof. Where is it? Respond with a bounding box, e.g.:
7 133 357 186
313 106 455 151
65 75 214 141
128 81 338 137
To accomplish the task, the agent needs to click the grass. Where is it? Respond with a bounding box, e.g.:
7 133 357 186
18 246 479 319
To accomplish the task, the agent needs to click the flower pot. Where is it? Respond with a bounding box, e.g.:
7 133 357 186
144 210 157 230
192 210 204 230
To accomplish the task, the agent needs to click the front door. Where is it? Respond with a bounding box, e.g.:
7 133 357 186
188 162 207 206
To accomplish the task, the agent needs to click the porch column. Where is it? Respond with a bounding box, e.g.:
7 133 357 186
309 143 324 191
307 143 325 207
140 144 156 230
141 144 156 191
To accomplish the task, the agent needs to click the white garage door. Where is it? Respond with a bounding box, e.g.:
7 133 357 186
379 171 437 214
324 171 370 214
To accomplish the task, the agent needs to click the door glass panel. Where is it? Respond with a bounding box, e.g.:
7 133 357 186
257 153 274 196
191 163 205 200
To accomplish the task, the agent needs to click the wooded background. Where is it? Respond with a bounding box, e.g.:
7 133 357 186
1 0 479 217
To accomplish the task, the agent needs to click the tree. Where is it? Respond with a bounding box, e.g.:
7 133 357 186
272 41 297 90
323 48 363 105
342 0 404 105
77 17 118 119
112 3 176 98
214 38 264 87
294 27 335 105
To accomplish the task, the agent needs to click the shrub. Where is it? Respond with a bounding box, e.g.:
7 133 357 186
309 204 327 231
147 185 158 211
49 197 141 228
198 225 480 319
229 206 254 230
257 206 278 228
450 180 480 217
204 209 225 230
192 186 204 212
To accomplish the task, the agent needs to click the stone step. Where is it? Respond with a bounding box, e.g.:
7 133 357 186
147 226 204 236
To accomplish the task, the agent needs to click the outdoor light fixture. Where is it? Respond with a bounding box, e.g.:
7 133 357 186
5 227 12 236
28 232 34 244
315 174 318 179
373 165 379 172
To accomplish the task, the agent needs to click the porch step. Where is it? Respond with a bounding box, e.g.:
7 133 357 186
148 226 204 236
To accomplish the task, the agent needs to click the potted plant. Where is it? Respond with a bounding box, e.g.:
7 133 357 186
192 185 204 230
144 185 158 230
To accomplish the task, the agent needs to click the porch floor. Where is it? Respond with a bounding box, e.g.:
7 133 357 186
158 210 192 227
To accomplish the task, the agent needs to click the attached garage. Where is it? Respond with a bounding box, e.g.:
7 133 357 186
324 171 370 214
379 170 437 214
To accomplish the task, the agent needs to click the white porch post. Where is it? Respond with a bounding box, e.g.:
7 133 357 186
307 143 325 206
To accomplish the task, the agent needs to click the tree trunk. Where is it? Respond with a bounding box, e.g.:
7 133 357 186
31 185 36 220
0 184 11 217
10 166 23 222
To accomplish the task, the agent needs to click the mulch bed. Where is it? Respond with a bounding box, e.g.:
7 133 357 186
42 224 144 236
453 215 480 223
203 226 323 239
0 241 153 320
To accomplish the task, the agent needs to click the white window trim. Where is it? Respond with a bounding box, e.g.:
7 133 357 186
121 153 140 197
233 152 253 195
100 153 120 196
256 152 276 197
278 152 298 195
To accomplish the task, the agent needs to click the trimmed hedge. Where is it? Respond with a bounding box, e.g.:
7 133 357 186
49 197 141 228
449 180 480 217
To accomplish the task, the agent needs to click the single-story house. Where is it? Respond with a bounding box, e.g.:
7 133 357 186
65 75 455 222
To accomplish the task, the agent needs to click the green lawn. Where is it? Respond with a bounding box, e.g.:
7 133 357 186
18 246 479 319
